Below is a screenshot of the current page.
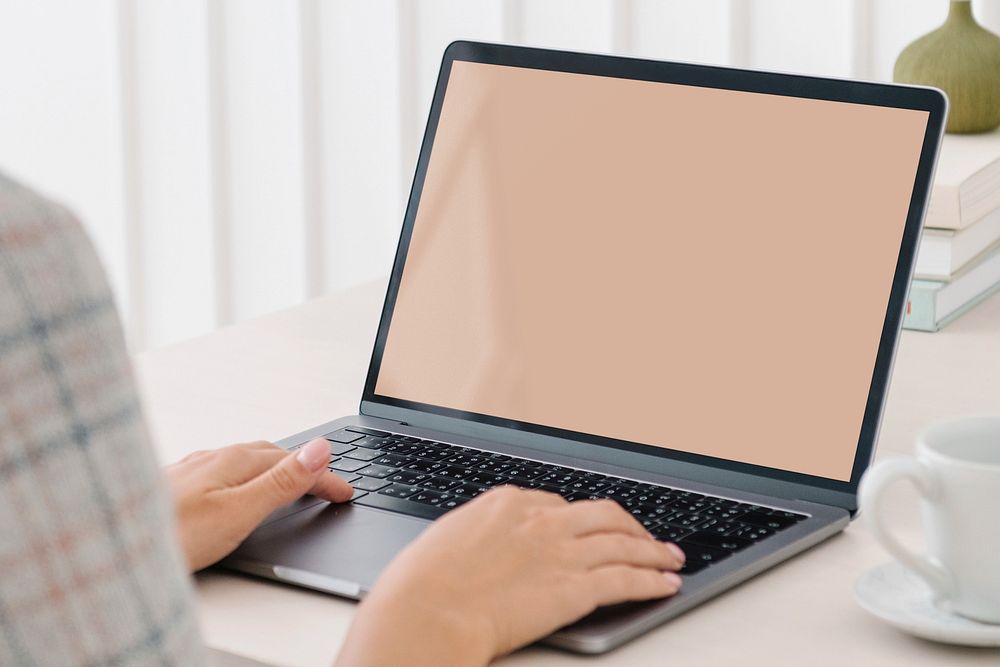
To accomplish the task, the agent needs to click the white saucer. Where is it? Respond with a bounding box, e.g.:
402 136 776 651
855 562 1000 647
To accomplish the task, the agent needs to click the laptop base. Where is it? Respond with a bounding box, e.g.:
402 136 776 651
224 416 849 654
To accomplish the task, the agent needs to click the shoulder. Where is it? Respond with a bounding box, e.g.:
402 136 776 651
0 171 115 321
0 168 129 431
0 171 78 230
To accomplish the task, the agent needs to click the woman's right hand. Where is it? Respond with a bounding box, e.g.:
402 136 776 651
335 486 685 667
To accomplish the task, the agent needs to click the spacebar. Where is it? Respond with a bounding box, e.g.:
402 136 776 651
352 493 446 521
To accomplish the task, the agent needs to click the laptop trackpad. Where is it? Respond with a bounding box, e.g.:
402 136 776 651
227 501 430 595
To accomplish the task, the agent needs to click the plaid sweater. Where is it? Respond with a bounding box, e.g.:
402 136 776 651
0 174 205 665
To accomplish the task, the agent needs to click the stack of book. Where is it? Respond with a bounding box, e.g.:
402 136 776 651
905 129 1000 331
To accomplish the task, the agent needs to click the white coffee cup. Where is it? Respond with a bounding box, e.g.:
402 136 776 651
859 415 1000 624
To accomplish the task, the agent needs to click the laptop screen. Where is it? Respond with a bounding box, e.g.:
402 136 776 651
372 59 930 482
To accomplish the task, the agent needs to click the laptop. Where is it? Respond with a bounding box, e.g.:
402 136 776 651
223 42 946 653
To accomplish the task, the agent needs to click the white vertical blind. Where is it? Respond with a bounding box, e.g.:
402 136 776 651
206 0 234 331
632 0 734 64
134 0 217 346
0 0 993 350
0 0 130 324
318 0 403 303
851 0 875 79
299 0 326 300
117 0 144 345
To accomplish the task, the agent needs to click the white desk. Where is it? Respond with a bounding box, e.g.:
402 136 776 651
135 279 1000 666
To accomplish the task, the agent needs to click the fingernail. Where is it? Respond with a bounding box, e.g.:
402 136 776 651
296 439 329 472
665 542 686 563
663 572 682 589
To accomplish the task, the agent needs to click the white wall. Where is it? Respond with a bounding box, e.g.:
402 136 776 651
0 0 987 350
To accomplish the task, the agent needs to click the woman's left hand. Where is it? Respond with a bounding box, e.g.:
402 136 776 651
165 438 352 571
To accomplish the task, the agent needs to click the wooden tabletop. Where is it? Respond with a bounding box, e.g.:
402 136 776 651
135 279 1000 666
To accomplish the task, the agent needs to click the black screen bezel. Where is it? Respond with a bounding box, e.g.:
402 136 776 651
360 41 946 496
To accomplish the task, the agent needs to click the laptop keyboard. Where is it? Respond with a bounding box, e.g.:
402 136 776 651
310 426 808 575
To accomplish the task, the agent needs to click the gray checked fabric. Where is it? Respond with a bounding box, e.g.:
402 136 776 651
0 173 206 666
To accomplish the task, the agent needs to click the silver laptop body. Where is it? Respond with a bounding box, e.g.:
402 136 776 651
223 42 946 653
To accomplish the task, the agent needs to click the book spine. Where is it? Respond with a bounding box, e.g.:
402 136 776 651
902 282 940 332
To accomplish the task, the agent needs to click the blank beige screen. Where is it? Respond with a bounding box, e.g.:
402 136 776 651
375 61 929 481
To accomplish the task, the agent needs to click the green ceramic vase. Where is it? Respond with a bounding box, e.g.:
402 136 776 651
894 0 1000 134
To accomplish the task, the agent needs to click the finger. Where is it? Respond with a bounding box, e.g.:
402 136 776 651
234 438 336 525
476 485 566 508
233 448 287 475
576 534 685 571
557 499 650 538
220 440 279 451
241 440 282 451
520 488 569 507
306 470 354 503
239 443 340 482
171 446 286 488
587 565 682 607
229 446 352 502
459 486 565 522
209 448 286 487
